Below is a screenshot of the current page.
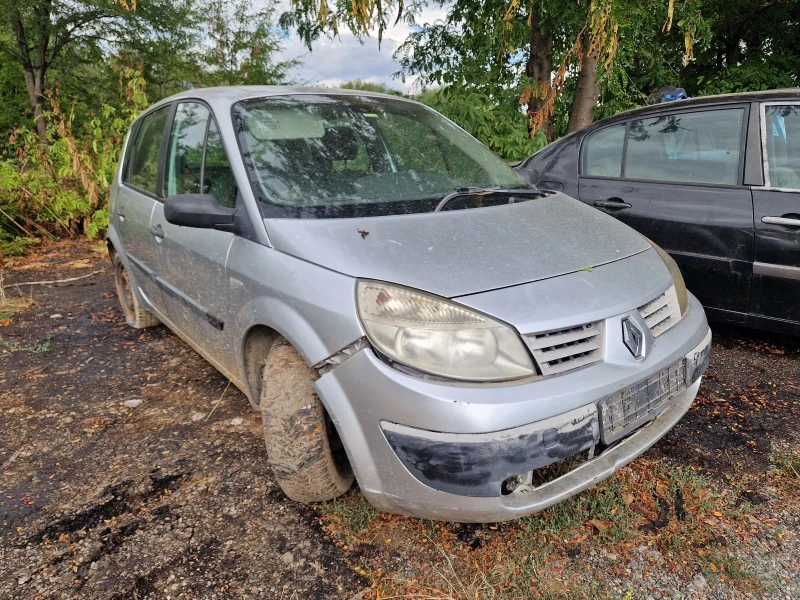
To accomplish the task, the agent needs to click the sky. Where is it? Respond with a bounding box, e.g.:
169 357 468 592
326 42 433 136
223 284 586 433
274 3 449 93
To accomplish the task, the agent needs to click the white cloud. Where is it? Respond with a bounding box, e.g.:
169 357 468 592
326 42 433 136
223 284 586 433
275 3 449 93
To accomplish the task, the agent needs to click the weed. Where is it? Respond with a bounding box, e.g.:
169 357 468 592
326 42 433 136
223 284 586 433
321 490 377 544
0 336 50 353
0 268 35 322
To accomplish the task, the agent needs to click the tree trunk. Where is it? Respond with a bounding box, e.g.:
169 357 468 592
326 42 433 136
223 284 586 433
10 1 51 143
22 67 48 142
525 11 553 140
567 43 601 133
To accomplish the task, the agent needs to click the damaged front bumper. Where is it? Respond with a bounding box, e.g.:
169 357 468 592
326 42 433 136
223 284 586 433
315 295 711 522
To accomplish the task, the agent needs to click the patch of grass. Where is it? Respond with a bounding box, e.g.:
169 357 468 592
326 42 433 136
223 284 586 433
0 236 40 258
0 336 50 353
0 268 35 323
321 489 377 545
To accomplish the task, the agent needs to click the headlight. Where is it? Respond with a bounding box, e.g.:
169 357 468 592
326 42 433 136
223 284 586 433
647 239 689 316
356 281 535 382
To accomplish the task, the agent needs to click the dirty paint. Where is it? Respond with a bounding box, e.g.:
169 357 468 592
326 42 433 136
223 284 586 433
382 411 599 497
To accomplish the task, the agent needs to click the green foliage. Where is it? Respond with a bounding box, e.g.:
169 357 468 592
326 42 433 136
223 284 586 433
202 0 299 86
0 68 149 255
420 87 547 162
338 79 403 95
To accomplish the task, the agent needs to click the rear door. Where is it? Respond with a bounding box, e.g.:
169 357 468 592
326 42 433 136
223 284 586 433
114 105 171 312
580 105 754 314
150 101 240 374
751 102 800 323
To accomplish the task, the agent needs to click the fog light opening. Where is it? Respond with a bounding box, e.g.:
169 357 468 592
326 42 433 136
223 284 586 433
500 450 594 496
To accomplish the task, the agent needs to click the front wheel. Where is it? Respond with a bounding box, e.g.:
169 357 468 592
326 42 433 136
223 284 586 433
113 253 159 329
260 338 354 503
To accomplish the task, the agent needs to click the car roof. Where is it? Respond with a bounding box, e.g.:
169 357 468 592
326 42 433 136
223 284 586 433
593 87 800 127
148 85 413 110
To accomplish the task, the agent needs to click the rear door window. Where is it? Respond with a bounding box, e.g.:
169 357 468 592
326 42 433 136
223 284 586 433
583 125 625 177
127 106 170 195
763 105 800 190
624 109 744 185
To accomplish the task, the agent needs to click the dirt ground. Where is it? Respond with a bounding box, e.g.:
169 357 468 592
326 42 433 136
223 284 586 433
1 241 799 599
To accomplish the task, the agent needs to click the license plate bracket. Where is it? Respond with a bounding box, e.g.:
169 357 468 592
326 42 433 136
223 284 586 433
598 360 686 444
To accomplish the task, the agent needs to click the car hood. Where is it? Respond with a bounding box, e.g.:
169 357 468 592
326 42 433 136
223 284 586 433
264 193 651 298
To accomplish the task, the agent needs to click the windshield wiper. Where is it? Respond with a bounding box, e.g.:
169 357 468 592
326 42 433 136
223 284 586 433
433 186 544 212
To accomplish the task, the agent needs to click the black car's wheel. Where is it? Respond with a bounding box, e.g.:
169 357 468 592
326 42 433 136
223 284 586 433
260 337 354 503
113 254 159 329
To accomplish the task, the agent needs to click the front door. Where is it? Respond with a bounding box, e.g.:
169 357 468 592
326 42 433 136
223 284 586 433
751 102 800 323
582 106 754 314
150 101 239 374
579 123 655 235
115 105 172 313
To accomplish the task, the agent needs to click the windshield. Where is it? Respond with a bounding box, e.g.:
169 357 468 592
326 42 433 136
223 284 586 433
233 94 531 218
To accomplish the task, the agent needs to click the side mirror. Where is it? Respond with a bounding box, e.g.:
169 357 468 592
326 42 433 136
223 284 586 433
164 194 237 229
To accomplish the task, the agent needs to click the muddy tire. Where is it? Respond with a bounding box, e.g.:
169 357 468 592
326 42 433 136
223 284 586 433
260 338 354 503
113 254 159 329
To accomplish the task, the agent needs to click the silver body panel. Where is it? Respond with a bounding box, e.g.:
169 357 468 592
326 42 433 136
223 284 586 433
108 86 711 521
265 195 650 297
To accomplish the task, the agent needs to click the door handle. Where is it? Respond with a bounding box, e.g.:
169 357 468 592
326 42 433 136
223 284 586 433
762 216 800 228
116 206 126 218
150 224 165 239
593 199 632 210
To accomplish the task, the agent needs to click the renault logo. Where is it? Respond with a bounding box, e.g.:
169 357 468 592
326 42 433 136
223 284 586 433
622 317 644 359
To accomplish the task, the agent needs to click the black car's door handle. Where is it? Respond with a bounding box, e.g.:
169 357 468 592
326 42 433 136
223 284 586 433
593 199 632 210
150 224 165 239
762 216 800 228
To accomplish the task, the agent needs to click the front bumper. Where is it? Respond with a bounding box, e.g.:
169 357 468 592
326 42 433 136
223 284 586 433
315 294 710 522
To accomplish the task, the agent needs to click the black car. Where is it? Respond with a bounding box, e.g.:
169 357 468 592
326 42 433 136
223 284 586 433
516 89 800 335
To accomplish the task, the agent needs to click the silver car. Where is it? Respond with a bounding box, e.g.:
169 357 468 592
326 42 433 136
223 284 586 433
107 87 711 522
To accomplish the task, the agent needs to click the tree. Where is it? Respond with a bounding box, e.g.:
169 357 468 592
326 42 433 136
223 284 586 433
203 0 298 86
338 79 403 95
0 0 202 141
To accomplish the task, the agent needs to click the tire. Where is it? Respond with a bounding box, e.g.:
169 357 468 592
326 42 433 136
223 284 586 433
113 254 159 329
260 337 354 503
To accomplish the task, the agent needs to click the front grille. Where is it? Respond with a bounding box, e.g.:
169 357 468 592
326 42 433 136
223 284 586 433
598 359 686 443
525 322 603 376
638 286 681 337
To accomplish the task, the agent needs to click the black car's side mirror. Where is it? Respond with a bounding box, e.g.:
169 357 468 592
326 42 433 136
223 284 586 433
164 194 237 229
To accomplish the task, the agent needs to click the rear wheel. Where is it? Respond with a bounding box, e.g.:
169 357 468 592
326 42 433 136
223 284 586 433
260 337 354 503
113 254 159 329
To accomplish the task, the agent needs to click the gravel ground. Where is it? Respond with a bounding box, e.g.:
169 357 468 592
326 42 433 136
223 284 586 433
1 241 799 599
1 243 365 599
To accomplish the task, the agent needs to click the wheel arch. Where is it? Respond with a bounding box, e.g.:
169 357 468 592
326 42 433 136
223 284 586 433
240 324 281 409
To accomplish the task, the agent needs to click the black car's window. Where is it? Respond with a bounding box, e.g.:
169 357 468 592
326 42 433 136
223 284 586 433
764 105 800 190
233 94 530 219
165 102 210 197
625 109 744 185
203 120 238 208
583 125 625 177
127 106 170 195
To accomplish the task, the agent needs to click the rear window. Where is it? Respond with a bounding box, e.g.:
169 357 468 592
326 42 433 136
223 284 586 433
625 109 744 185
233 94 530 219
